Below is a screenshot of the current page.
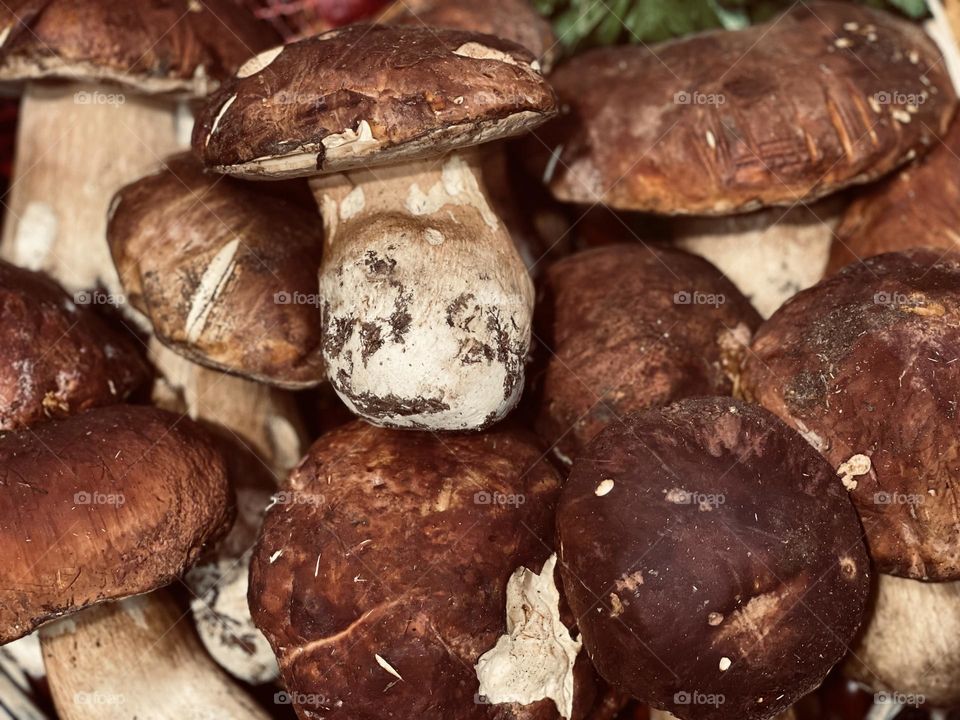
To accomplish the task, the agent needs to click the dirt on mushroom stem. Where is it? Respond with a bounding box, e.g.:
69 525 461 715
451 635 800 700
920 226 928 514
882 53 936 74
311 150 534 431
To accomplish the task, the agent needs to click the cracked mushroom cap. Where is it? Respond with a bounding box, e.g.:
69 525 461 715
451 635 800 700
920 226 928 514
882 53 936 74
557 398 870 720
529 2 955 214
0 260 150 430
0 0 280 95
108 153 325 389
193 24 558 179
250 421 595 720
741 249 960 580
0 404 232 644
829 119 960 274
533 245 761 463
380 0 558 71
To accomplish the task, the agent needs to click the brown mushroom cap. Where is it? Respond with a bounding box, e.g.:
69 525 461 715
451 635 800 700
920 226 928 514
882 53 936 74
557 398 870 720
0 0 280 95
533 244 761 462
380 0 557 70
829 119 960 274
250 420 593 720
0 404 232 644
0 260 150 430
108 153 325 389
529 2 955 214
741 249 960 580
193 24 557 178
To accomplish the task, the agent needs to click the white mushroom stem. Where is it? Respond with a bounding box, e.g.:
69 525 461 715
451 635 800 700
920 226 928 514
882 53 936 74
0 81 187 296
846 573 960 708
310 150 534 430
671 201 841 318
39 591 271 720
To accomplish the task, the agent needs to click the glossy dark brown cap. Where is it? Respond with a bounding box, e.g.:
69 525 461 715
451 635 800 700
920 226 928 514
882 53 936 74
250 420 594 720
558 398 870 720
0 0 281 95
741 249 960 581
529 2 955 214
0 405 233 643
108 153 325 389
193 24 558 178
829 119 960 274
0 260 150 430
533 244 761 462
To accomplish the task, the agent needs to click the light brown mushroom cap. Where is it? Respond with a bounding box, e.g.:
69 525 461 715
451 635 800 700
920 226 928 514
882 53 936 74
530 2 955 214
108 153 326 389
0 0 280 96
192 24 557 178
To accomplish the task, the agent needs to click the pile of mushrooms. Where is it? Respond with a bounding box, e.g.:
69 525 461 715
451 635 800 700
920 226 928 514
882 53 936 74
2 0 960 719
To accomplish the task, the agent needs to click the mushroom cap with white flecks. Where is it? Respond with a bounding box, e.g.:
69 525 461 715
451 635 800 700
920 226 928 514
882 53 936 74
0 0 280 96
528 2 955 214
192 24 557 179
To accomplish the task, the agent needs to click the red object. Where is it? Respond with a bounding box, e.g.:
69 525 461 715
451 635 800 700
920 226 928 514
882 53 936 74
246 0 390 39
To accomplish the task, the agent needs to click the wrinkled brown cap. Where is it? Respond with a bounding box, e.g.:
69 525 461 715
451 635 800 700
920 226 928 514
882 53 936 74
741 249 960 580
829 119 960 273
379 0 557 70
0 260 150 430
0 404 232 643
0 0 281 95
558 398 869 720
250 421 594 720
108 153 325 389
529 2 955 214
533 244 761 462
193 24 558 178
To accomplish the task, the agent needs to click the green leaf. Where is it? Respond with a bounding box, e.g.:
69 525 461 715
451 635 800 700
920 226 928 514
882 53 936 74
887 0 928 18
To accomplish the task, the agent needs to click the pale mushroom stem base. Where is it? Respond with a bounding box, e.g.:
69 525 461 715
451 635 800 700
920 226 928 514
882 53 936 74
39 590 271 720
0 81 187 295
308 150 534 431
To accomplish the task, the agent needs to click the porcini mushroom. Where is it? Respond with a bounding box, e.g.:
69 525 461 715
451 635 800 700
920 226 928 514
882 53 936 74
249 420 594 719
193 24 558 430
527 2 955 317
829 118 960 274
741 249 960 580
533 244 761 463
0 0 279 296
0 403 270 718
108 152 325 388
557 398 870 720
0 260 149 429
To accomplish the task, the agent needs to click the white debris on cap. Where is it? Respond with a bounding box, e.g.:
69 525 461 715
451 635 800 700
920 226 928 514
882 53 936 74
322 120 381 160
375 654 403 681
184 238 240 343
719 657 732 671
205 93 237 148
837 454 872 491
454 43 520 67
236 46 284 79
595 479 614 497
475 554 582 719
